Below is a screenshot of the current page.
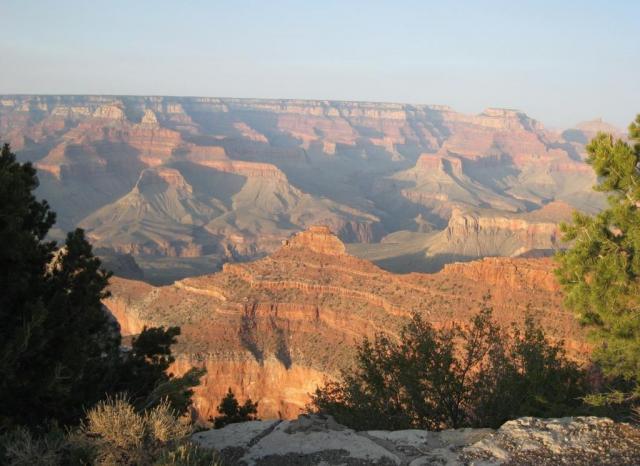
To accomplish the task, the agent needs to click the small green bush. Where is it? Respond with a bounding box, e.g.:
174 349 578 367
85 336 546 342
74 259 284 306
212 389 259 429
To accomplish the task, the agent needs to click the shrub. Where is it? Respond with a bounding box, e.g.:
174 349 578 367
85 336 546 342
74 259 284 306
310 308 587 430
0 395 220 465
0 427 65 466
155 443 223 466
146 401 192 444
85 396 147 451
212 389 259 429
474 316 586 427
0 396 225 466
81 396 190 463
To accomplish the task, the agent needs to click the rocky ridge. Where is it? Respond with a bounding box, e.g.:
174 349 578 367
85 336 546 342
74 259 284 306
193 414 640 465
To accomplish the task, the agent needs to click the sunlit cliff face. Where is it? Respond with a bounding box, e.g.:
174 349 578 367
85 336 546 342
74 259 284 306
105 227 588 420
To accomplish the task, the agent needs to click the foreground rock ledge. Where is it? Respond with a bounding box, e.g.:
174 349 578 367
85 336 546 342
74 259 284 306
192 414 640 466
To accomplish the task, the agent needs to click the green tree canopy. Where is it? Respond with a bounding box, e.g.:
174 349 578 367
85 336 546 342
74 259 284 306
556 115 640 402
212 389 259 429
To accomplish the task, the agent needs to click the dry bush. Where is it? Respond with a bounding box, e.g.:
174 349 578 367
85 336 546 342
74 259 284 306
85 395 146 450
1 398 222 465
155 443 223 466
0 427 66 466
81 395 221 465
145 400 192 444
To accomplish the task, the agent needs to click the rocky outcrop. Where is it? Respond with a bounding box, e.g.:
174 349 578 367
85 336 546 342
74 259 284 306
79 166 219 257
193 414 640 466
441 257 559 293
96 250 145 281
140 108 160 127
575 118 621 135
281 226 346 256
92 103 126 120
394 151 526 214
449 208 558 251
186 156 289 181
422 205 571 260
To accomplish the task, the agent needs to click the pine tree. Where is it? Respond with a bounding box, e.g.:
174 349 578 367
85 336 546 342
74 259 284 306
0 142 58 427
0 143 203 428
212 389 259 428
556 115 640 403
115 326 206 415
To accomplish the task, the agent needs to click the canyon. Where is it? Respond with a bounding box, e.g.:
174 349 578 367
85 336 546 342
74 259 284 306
104 227 587 421
2 95 615 423
0 95 616 282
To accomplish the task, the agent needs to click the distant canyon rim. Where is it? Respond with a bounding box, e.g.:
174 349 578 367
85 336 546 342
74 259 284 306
0 95 617 282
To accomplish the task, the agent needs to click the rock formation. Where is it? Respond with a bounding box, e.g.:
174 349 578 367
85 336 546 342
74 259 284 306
428 204 566 258
281 226 347 256
193 414 640 465
104 227 587 421
348 201 576 273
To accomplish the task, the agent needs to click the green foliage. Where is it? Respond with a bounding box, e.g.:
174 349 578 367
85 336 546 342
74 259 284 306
212 389 259 429
114 326 205 415
140 367 207 416
556 115 640 404
0 140 57 428
475 316 586 426
310 309 585 430
0 142 116 427
0 143 204 429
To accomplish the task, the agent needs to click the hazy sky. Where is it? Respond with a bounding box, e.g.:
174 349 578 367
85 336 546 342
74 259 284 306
2 0 638 128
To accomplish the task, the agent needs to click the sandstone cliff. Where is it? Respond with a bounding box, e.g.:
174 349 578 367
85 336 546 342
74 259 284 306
425 205 567 259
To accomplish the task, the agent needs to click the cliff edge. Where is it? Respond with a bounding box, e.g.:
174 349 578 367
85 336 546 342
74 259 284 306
193 414 640 466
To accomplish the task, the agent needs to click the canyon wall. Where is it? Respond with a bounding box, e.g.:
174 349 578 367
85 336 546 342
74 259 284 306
105 227 587 421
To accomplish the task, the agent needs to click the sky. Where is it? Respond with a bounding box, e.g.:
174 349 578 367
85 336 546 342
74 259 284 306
1 0 638 128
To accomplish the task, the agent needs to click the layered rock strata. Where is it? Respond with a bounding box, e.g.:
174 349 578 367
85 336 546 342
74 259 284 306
105 227 587 420
1 95 610 278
